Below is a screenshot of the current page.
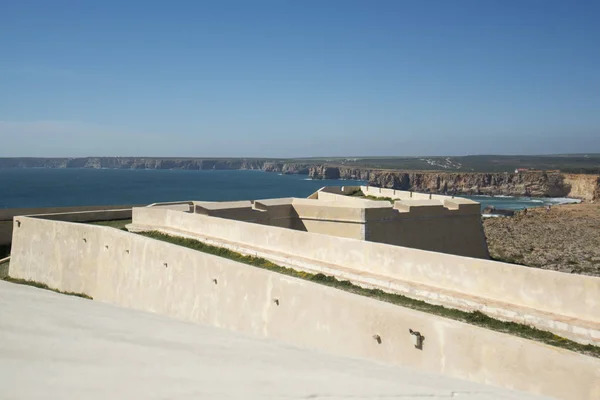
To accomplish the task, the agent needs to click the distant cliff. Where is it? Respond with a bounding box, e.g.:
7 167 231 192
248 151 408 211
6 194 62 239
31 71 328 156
1 158 598 200
306 165 599 200
0 157 267 170
366 170 600 201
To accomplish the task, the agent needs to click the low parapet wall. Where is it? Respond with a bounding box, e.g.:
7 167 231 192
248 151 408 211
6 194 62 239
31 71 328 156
130 207 600 334
0 204 139 247
7 216 600 399
317 185 481 213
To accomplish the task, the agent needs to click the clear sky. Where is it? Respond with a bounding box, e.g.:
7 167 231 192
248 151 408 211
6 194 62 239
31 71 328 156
1 0 599 157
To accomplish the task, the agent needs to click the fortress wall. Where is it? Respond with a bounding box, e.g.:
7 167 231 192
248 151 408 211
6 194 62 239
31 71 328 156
197 204 274 223
364 210 489 258
362 185 443 201
0 204 138 246
7 216 600 400
311 190 487 258
317 186 481 215
193 198 367 238
322 188 486 257
292 218 364 239
362 186 481 213
25 209 133 223
131 207 600 324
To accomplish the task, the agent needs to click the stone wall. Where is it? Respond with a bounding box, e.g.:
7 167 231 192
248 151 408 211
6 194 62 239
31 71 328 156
7 216 600 400
128 207 599 345
0 205 138 247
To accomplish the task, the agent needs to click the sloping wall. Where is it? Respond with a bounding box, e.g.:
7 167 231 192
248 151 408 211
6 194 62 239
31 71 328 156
130 208 600 330
8 216 600 399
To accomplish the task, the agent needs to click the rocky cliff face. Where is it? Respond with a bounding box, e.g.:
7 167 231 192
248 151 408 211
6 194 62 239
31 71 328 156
308 166 373 180
562 174 600 201
262 163 310 175
307 164 599 200
367 171 599 199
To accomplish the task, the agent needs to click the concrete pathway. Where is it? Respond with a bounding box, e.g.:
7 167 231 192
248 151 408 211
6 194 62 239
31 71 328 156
0 281 547 399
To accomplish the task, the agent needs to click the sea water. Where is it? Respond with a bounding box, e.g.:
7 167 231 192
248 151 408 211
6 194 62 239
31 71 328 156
0 168 580 210
0 169 364 208
467 194 581 212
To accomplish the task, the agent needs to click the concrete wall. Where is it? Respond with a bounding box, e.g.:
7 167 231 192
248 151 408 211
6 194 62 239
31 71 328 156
130 208 600 329
7 216 600 400
365 211 488 257
310 186 488 258
0 205 138 247
194 198 368 239
182 191 488 258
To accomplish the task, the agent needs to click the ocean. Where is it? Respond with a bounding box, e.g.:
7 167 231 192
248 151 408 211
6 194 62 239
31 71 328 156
0 168 579 210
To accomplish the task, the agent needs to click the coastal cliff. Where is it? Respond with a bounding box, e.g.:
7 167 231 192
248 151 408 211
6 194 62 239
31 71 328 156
306 165 599 200
0 157 266 170
367 171 566 197
1 157 598 200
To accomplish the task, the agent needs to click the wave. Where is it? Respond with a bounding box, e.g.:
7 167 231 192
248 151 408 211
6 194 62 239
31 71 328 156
546 198 582 205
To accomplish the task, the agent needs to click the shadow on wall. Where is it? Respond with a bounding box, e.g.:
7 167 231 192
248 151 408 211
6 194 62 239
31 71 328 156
289 208 308 232
0 244 10 259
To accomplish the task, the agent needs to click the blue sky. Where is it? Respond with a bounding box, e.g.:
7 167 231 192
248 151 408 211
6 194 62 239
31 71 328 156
1 0 599 157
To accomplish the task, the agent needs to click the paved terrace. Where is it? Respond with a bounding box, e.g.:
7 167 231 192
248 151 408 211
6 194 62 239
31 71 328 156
0 281 545 400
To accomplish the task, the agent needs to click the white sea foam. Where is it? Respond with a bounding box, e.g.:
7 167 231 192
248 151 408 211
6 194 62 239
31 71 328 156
547 197 582 205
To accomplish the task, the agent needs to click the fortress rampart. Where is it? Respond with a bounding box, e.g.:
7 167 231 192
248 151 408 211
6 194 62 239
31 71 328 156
127 205 599 345
7 214 600 399
188 186 488 259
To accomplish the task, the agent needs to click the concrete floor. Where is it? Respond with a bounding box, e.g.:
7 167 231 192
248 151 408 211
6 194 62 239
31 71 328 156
0 281 547 400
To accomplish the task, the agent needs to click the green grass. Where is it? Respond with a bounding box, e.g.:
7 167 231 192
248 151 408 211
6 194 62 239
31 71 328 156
2 272 92 300
347 189 365 197
139 231 599 358
87 219 132 230
364 195 395 203
347 189 396 204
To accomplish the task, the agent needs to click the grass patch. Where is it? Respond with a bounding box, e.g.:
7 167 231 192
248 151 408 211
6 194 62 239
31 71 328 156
346 189 396 204
87 219 131 230
347 189 365 197
364 195 395 204
2 274 92 300
139 231 599 358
